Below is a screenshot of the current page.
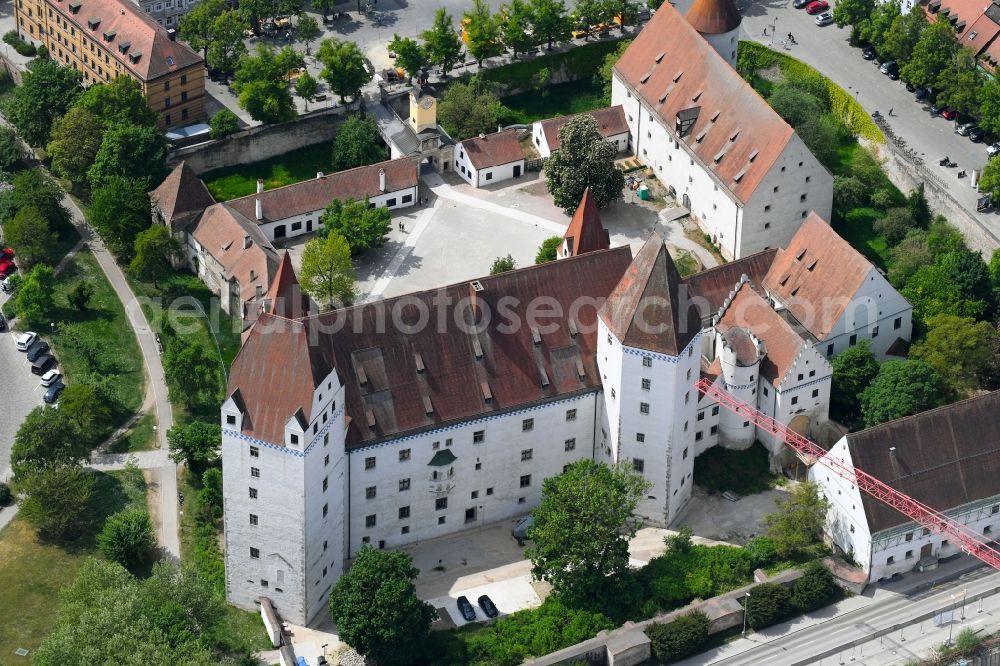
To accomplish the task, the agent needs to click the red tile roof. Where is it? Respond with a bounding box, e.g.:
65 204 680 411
228 246 635 446
613 3 794 203
763 213 872 341
563 188 610 256
684 248 778 320
48 0 203 81
599 233 702 356
718 283 805 386
266 252 311 319
226 158 418 223
686 0 742 34
539 106 629 152
846 391 1000 533
150 161 215 232
459 130 524 169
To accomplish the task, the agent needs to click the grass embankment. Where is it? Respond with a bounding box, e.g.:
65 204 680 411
0 469 147 657
107 412 157 453
201 142 333 200
480 38 624 92
502 79 607 124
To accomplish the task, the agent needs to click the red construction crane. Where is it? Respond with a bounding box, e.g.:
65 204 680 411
694 378 1000 572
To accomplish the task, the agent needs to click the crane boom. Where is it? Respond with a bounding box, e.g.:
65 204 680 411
694 378 1000 572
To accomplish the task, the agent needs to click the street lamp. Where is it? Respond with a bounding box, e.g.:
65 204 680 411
948 593 957 645
742 592 751 637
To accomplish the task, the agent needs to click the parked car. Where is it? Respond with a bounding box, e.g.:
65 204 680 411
0 259 15 278
1 276 14 293
862 44 877 60
987 142 1000 157
941 108 958 120
815 11 833 25
16 331 37 351
512 515 534 544
957 121 978 135
0 313 6 332
456 596 477 622
477 595 499 618
880 60 899 77
31 353 55 376
26 340 50 362
969 126 987 142
0 248 13 262
40 369 61 387
793 0 812 7
44 380 65 404
915 87 932 101
805 0 829 14
930 103 943 115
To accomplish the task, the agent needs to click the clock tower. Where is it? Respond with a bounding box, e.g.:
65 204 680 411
409 84 438 134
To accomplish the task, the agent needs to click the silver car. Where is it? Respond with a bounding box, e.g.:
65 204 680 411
988 142 1000 158
815 11 833 25
957 122 978 136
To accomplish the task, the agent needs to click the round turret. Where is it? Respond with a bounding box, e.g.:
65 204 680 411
717 326 759 449
686 0 742 69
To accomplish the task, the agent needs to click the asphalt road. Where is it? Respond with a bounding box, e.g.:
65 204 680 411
0 292 45 482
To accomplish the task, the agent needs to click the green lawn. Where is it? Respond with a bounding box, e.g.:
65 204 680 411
201 142 334 201
0 469 147 658
502 79 608 125
107 412 157 453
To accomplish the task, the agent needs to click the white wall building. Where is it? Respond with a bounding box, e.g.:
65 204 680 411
611 1 833 260
811 392 1000 583
532 106 630 159
454 130 525 188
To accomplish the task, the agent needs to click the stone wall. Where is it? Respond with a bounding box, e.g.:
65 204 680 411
167 106 350 174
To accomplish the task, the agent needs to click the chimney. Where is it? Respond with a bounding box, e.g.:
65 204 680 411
255 197 262 221
167 28 176 41
888 446 902 478
256 179 264 194
243 234 252 249
316 171 324 179
378 168 386 193
497 125 501 133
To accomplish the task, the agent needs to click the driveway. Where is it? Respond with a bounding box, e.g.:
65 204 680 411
0 292 47 483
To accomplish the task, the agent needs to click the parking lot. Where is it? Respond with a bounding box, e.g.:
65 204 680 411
0 292 51 481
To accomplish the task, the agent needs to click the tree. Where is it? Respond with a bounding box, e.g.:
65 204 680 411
319 198 392 254
88 177 153 261
874 207 917 244
295 71 319 110
888 229 933 287
911 315 997 394
490 254 517 274
833 175 869 211
832 0 874 28
646 611 710 663
167 421 222 472
526 459 649 604
980 80 1000 136
331 114 388 171
47 107 104 192
903 252 990 323
207 10 250 77
768 84 823 128
830 340 880 422
329 547 436 666
313 0 337 19
422 9 464 75
980 156 1000 204
858 0 900 57
179 0 227 59
860 359 948 426
436 77 506 140
744 583 793 630
299 232 356 309
883 7 927 64
233 45 298 123
14 263 55 327
763 481 830 557
535 236 562 263
791 561 838 613
88 124 167 190
795 114 841 169
0 127 24 170
545 114 625 212
0 169 72 235
98 508 156 572
605 0 639 31
530 0 571 50
464 0 502 66
58 383 112 442
75 75 158 129
18 465 95 541
906 183 931 228
3 206 57 269
934 49 981 118
296 14 321 55
163 336 219 410
6 58 82 146
575 0 611 30
11 405 87 479
130 224 181 286
388 35 428 82
317 38 371 102
499 0 537 57
597 38 632 102
208 108 241 139
900 17 958 89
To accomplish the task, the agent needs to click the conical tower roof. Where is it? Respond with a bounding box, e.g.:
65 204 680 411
686 0 742 34
266 252 311 320
563 188 611 257
598 233 701 355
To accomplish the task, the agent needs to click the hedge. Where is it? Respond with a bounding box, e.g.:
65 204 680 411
478 39 626 93
744 582 793 630
3 30 37 57
647 610 711 664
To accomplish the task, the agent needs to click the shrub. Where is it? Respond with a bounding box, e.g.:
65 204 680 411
744 583 793 630
744 535 780 568
3 30 37 57
98 508 156 572
209 108 240 140
647 610 711 664
791 561 838 613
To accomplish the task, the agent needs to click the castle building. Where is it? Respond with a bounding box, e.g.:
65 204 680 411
219 197 909 623
531 106 631 159
611 0 833 260
15 0 205 129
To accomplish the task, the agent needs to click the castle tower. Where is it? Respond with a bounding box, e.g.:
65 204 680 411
715 325 761 449
562 187 611 258
597 233 703 525
263 251 312 319
685 0 742 69
409 84 438 135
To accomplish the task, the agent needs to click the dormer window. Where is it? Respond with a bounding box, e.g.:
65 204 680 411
68 2 81 13
118 40 131 54
128 52 142 64
87 17 100 29
103 30 115 41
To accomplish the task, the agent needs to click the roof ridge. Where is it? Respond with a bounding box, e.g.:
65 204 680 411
848 390 1000 439
227 157 411 203
687 248 776 279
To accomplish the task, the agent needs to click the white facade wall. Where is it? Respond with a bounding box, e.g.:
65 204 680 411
717 334 760 449
759 346 832 458
344 393 599 554
700 29 740 70
255 186 418 243
810 437 872 567
531 122 629 159
453 143 524 188
611 75 833 260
